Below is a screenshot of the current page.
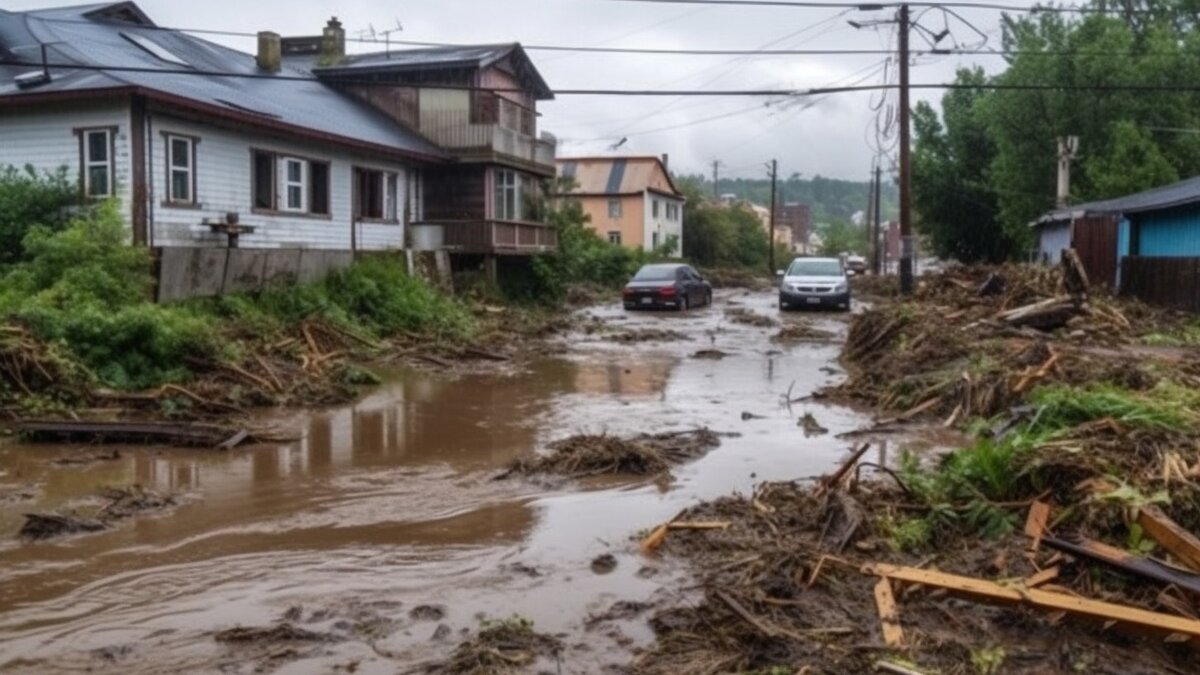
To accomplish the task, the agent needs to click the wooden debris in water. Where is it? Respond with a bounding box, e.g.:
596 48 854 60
499 429 721 479
17 420 251 448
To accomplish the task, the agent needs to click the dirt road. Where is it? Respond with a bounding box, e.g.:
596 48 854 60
0 289 914 673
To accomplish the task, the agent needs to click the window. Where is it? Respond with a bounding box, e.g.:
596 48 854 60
494 169 523 221
81 128 113 197
652 231 660 248
667 203 679 221
251 150 329 215
282 157 306 212
354 167 399 221
608 198 622 219
608 231 622 245
652 200 660 218
165 134 195 204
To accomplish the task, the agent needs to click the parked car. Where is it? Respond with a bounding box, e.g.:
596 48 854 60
623 264 713 311
778 257 851 311
844 254 868 275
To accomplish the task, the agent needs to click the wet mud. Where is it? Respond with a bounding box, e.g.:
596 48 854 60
0 289 923 673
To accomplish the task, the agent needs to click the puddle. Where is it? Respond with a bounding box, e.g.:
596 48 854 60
0 290 895 672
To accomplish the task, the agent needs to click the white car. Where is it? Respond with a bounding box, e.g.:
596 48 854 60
778 257 852 311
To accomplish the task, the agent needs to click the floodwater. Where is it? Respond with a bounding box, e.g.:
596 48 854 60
0 290 910 673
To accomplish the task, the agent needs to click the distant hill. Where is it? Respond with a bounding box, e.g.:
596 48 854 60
676 173 898 223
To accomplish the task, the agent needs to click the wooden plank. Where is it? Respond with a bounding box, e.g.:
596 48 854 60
1139 507 1200 573
667 521 731 531
1024 500 1051 541
1023 566 1060 588
865 563 1200 641
873 577 904 648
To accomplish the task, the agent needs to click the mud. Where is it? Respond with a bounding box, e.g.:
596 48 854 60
773 322 833 342
499 429 721 478
0 288 884 673
421 618 563 675
725 306 778 327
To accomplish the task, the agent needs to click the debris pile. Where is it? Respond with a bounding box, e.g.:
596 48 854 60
725 307 778 328
499 429 721 479
0 323 91 409
633 441 1200 674
773 322 833 343
828 253 1182 424
606 328 691 343
701 268 775 291
426 617 563 675
19 484 177 541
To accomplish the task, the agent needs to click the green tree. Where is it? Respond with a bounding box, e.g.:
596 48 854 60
1085 120 1179 197
817 219 868 256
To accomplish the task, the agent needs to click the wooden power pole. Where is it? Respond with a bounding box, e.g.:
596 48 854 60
769 158 778 275
898 3 914 294
711 160 721 200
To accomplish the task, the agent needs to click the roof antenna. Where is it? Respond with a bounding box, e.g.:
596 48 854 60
379 19 403 59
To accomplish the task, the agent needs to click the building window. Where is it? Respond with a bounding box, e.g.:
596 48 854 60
494 169 523 221
608 198 622 219
652 231 660 248
667 203 679 220
81 128 114 197
608 231 622 245
282 157 306 212
166 134 195 204
251 150 329 215
652 199 660 219
354 167 399 221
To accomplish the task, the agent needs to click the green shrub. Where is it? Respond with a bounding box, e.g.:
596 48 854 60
0 164 78 266
1028 384 1193 433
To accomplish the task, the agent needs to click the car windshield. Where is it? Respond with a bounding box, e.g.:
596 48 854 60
787 260 842 277
632 266 678 281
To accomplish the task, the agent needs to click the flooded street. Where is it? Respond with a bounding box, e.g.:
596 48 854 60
0 290 885 673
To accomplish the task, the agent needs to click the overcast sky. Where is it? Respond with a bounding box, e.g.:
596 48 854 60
11 0 1034 182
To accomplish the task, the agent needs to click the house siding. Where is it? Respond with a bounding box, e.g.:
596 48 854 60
1036 222 1071 263
643 192 684 255
0 100 133 215
576 194 645 247
1131 206 1200 257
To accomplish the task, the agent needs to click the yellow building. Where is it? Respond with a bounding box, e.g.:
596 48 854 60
556 155 685 254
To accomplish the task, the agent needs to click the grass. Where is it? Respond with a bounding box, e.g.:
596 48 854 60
1027 384 1195 434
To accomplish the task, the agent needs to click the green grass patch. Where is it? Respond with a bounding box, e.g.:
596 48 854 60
1028 384 1194 433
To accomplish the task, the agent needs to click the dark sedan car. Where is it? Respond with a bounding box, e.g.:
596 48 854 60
623 264 713 311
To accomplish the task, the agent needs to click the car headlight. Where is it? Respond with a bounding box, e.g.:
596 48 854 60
834 283 848 293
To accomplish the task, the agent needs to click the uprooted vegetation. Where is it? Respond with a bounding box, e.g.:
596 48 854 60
424 616 563 675
499 429 721 479
0 200 538 421
635 255 1200 674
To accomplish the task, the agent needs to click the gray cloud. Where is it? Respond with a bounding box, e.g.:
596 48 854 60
8 0 1028 181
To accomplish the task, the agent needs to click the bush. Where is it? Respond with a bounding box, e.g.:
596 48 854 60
0 165 78 266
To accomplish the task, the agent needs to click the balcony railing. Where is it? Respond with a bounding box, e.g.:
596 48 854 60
429 219 558 255
418 108 556 171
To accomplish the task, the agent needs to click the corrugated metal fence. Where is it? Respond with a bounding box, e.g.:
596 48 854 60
1120 256 1200 312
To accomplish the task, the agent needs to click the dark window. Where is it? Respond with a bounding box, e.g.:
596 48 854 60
253 151 273 209
310 161 330 215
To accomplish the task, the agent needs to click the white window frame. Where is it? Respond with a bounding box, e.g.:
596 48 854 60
354 167 399 222
494 169 522 221
608 231 622 245
652 199 660 219
82 128 114 198
281 157 307 212
165 134 196 204
608 198 622 219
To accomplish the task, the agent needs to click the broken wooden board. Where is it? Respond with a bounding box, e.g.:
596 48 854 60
17 420 251 449
1138 507 1200 573
873 577 904 648
1043 535 1200 596
865 563 1200 642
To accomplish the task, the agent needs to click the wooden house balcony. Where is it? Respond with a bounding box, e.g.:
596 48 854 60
427 219 558 255
418 109 556 175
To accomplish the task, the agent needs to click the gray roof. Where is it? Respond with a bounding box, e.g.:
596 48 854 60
1034 175 1200 226
292 43 554 100
0 3 446 161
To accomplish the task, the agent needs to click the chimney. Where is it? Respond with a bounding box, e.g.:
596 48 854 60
661 153 669 170
256 31 281 72
320 16 345 63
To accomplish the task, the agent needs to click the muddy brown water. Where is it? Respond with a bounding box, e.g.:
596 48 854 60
0 290 936 673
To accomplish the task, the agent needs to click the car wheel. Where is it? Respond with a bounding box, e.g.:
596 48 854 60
705 290 713 307
679 295 689 312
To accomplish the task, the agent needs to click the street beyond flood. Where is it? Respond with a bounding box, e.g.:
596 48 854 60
0 289 928 673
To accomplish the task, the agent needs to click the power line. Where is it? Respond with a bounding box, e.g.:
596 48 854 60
12 61 1200 96
609 0 1148 14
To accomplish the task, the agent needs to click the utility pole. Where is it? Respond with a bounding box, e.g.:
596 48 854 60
711 160 721 200
898 3 914 294
1056 136 1079 208
865 168 876 268
768 159 778 275
873 164 883 275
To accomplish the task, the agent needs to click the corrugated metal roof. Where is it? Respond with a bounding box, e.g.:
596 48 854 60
1034 175 1200 226
556 155 683 197
0 2 446 160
